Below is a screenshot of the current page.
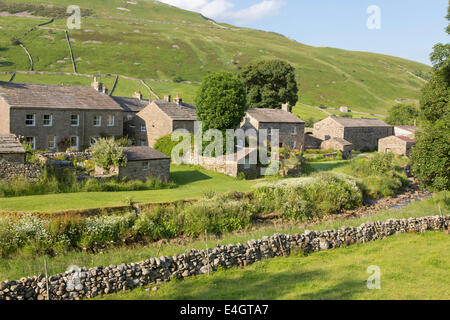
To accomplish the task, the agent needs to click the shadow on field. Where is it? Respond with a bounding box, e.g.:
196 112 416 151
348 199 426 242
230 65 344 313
171 170 212 186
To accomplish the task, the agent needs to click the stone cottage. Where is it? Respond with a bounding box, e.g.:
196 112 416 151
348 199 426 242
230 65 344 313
126 95 197 147
378 135 416 157
240 104 305 151
320 137 354 159
0 134 25 163
313 117 393 151
95 146 170 181
0 81 124 151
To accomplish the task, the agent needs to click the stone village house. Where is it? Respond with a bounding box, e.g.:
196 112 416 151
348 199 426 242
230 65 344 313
0 134 25 163
240 103 306 151
0 81 123 151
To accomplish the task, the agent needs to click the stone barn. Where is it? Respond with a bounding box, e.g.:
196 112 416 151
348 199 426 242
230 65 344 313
0 134 25 163
321 137 354 159
378 136 416 157
313 117 393 151
95 147 170 181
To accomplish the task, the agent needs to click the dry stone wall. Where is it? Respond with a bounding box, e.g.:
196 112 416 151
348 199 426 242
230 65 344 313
0 159 42 182
0 215 448 300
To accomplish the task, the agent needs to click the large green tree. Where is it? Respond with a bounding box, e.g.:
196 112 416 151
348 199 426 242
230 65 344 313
240 59 299 109
195 72 247 131
385 103 419 126
410 2 450 191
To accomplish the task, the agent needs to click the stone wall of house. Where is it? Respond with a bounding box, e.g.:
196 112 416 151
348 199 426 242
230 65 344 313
0 98 10 134
321 139 353 159
118 159 171 182
304 133 323 150
344 127 393 151
257 122 305 151
0 215 447 300
378 137 415 157
0 159 41 182
9 108 123 151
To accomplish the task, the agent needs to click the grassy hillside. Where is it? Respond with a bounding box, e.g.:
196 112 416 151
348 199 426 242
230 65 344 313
0 0 431 115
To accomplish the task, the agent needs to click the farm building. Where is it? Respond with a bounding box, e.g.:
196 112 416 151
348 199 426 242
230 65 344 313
313 117 393 151
320 137 354 159
95 146 171 181
378 135 416 157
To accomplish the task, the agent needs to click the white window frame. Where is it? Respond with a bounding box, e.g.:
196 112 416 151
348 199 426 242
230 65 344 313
107 115 115 127
43 114 53 127
70 136 79 151
25 136 36 150
93 115 102 127
291 126 297 136
141 125 146 133
142 161 150 171
71 114 80 127
26 114 35 127
47 136 56 150
126 114 133 120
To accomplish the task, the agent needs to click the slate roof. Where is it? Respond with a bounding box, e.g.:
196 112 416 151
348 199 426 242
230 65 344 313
246 108 305 123
152 100 197 121
330 117 391 128
396 136 416 143
0 82 122 110
111 96 150 112
0 134 25 154
328 137 353 146
395 125 418 133
123 147 170 161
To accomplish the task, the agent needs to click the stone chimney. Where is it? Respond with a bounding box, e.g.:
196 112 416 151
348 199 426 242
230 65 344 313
133 91 143 100
173 94 182 105
282 102 291 113
91 77 103 92
164 95 171 102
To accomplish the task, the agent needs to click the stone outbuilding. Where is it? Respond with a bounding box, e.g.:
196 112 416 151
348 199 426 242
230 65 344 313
378 135 416 157
240 104 305 151
320 137 354 159
126 95 197 147
313 117 393 151
0 134 26 163
95 147 170 181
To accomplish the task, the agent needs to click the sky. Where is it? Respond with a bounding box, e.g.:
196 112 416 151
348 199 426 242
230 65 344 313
159 0 449 65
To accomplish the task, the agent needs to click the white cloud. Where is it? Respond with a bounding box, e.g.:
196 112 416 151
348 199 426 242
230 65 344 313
159 0 285 25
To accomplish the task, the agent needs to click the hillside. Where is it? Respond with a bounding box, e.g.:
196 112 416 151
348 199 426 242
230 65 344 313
0 0 431 116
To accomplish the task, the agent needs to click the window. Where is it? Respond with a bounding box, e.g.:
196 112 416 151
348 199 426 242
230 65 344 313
93 115 102 127
70 136 79 151
47 136 56 150
25 137 36 150
71 114 79 127
43 114 53 127
127 114 133 120
142 161 150 171
141 125 146 132
107 115 115 127
26 114 35 126
244 161 251 169
291 126 297 136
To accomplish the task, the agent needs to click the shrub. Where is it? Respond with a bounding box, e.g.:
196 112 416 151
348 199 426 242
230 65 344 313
91 138 127 171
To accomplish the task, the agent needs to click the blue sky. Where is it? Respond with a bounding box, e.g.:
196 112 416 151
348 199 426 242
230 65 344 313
160 0 449 65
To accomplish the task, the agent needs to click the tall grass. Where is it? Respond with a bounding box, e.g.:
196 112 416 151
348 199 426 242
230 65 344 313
0 166 176 198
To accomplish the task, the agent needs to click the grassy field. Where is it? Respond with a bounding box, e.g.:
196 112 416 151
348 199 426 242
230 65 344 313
0 164 257 212
95 232 449 300
0 191 447 282
0 0 431 113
